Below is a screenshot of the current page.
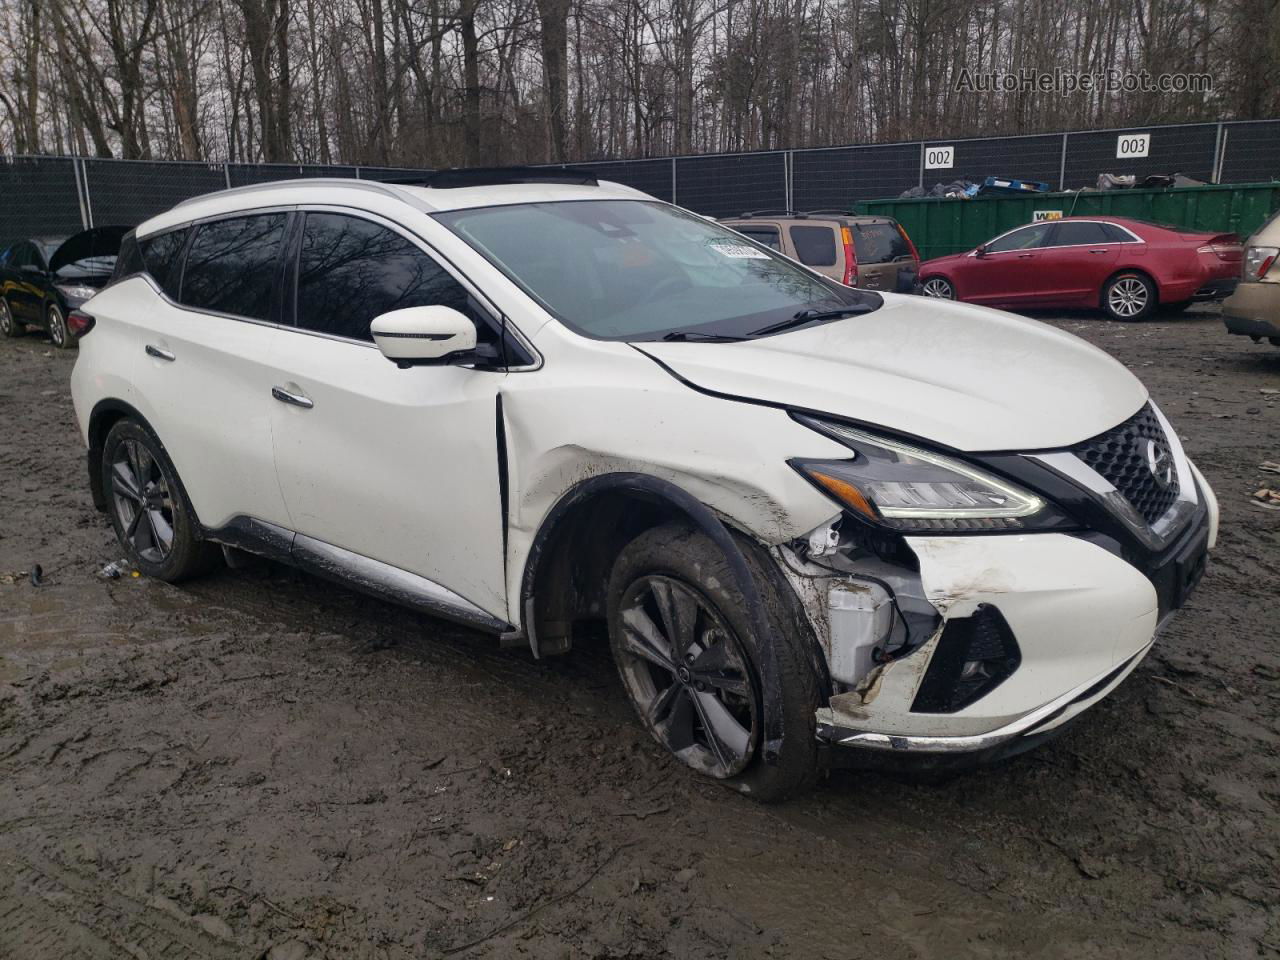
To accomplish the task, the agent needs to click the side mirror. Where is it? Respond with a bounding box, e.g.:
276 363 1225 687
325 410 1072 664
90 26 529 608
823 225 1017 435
370 305 478 368
974 244 987 258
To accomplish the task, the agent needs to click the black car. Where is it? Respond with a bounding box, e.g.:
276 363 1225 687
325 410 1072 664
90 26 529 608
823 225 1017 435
0 226 129 349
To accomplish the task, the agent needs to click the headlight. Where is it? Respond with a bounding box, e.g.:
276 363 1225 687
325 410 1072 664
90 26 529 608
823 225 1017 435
54 283 99 302
792 415 1069 532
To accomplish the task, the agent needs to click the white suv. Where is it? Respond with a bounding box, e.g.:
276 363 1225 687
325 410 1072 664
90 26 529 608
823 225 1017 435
70 170 1218 800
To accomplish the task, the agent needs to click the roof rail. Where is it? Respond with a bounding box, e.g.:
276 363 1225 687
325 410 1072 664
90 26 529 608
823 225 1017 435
389 166 599 189
172 176 408 209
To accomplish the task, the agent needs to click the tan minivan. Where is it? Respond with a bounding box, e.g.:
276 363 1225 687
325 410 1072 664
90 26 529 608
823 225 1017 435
1222 210 1280 348
721 212 920 293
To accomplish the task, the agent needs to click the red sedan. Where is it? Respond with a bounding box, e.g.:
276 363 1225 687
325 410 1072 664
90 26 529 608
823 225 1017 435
918 217 1242 321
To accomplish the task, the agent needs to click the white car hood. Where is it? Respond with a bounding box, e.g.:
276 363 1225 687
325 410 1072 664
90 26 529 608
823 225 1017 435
634 295 1148 452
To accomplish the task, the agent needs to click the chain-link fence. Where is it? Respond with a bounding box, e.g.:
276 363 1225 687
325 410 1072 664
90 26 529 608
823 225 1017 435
4 118 1280 248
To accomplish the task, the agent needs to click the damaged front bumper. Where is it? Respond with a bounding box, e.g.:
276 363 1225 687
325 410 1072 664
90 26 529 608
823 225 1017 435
785 505 1212 760
816 639 1152 753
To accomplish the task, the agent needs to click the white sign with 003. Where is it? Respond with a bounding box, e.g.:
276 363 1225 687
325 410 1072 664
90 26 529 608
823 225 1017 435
1116 133 1150 158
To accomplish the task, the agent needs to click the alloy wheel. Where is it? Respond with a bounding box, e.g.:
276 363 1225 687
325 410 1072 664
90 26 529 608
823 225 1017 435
922 277 954 299
614 575 758 778
47 306 67 346
0 299 13 335
110 438 176 563
1108 277 1149 318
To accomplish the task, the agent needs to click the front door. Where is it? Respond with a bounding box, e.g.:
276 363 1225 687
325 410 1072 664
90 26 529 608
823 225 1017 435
962 222 1055 305
268 210 508 620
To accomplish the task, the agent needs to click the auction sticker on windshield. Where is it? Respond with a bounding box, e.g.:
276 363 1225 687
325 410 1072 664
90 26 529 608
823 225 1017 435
709 240 771 259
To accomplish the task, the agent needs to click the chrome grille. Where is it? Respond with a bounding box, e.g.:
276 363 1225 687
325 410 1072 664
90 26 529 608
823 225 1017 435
1073 405 1180 526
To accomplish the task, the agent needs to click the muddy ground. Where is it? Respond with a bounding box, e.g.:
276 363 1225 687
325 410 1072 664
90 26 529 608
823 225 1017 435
1 306 1278 960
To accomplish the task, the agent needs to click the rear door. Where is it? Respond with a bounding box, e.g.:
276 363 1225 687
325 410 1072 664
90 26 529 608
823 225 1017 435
267 209 508 618
1037 221 1119 302
786 223 843 281
128 213 292 531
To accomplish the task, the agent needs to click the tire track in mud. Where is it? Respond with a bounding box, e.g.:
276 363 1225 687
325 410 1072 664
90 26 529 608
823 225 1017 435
0 855 241 959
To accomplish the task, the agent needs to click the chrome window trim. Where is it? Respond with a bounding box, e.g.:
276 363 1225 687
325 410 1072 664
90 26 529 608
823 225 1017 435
121 272 287 331
137 203 298 241
971 219 1143 257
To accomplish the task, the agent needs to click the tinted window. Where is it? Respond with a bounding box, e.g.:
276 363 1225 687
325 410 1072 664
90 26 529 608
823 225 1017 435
141 228 190 299
985 224 1052 253
111 233 144 283
736 227 781 251
1053 222 1112 246
295 213 482 342
789 225 838 266
851 223 911 264
1102 223 1137 243
31 241 55 268
9 243 32 269
181 215 286 320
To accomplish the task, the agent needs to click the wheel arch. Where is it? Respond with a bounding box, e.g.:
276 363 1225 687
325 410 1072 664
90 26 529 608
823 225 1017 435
519 472 820 763
1101 266 1160 307
86 399 190 517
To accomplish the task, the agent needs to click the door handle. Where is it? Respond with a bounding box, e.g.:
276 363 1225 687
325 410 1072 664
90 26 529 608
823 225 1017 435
145 344 175 362
272 386 314 409
1017 253 1035 259
1088 248 1109 254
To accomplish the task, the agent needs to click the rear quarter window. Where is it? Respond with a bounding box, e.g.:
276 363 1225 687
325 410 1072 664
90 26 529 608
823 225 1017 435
789 225 838 266
110 233 144 283
140 228 191 300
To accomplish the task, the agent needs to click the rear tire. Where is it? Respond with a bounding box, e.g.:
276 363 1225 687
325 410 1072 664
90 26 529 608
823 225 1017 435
0 298 21 338
606 524 820 802
1102 272 1156 322
46 303 73 349
101 419 220 582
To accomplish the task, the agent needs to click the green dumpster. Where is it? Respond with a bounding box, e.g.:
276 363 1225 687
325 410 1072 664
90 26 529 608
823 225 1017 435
852 182 1280 261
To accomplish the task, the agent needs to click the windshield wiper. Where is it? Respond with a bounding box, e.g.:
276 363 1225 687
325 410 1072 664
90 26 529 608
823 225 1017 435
659 331 746 342
749 304 873 337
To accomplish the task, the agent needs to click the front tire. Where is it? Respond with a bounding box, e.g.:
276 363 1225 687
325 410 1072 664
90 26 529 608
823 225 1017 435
1102 272 1156 322
921 276 955 299
0 297 21 338
46 303 73 349
101 419 219 582
607 524 819 801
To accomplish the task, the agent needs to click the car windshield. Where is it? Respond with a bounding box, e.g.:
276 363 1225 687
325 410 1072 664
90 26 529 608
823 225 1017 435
436 199 879 340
